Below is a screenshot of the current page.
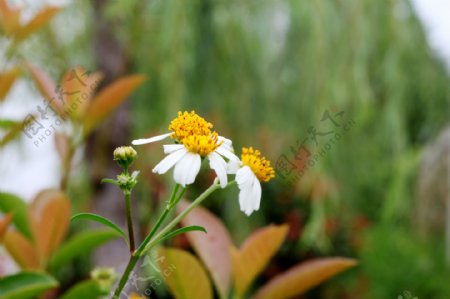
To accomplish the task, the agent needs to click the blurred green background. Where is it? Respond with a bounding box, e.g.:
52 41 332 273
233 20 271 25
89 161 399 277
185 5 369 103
2 0 450 298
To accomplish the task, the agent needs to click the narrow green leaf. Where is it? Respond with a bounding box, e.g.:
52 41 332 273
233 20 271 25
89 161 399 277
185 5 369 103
0 193 32 239
154 226 207 247
0 119 19 129
48 229 119 270
60 280 105 299
100 178 118 186
0 272 58 299
71 213 128 245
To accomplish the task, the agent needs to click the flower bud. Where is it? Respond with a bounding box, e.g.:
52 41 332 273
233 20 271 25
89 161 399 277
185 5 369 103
114 146 137 169
91 267 116 293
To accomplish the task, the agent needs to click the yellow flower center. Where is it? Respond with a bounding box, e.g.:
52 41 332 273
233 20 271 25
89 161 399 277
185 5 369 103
241 147 275 182
168 111 213 142
182 132 221 157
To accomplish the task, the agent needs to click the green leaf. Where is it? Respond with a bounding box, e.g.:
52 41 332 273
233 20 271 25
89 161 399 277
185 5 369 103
0 272 58 299
48 229 119 270
153 226 207 247
71 213 128 245
158 247 213 299
0 193 32 239
60 280 105 299
0 119 19 129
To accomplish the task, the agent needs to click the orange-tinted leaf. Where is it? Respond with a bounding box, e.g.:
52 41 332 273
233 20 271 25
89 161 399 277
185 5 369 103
83 74 146 134
0 0 21 35
158 247 212 299
178 200 232 297
253 258 358 299
0 213 13 241
54 132 70 163
3 230 40 270
27 63 65 116
30 189 70 261
231 224 289 297
60 67 103 119
15 6 60 41
0 67 21 101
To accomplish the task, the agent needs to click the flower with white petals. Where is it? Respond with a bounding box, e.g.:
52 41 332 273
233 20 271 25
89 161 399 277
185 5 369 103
132 111 239 187
132 111 213 145
232 147 275 216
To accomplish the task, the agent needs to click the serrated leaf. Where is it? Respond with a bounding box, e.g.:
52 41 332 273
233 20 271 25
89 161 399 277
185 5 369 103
60 280 105 299
253 258 358 299
3 231 40 269
83 75 146 134
178 201 232 297
158 247 212 299
0 272 58 299
0 192 32 239
15 6 60 41
71 213 128 246
48 230 119 270
30 189 71 261
231 224 289 297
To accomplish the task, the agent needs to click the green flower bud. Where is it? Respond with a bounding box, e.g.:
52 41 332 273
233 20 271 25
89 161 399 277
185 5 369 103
114 146 137 169
91 267 117 293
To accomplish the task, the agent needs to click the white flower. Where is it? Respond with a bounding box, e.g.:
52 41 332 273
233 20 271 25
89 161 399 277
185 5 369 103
151 134 238 187
231 147 275 216
131 111 239 187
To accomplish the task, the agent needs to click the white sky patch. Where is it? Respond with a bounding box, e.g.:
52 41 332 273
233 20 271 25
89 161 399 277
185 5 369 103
411 0 450 72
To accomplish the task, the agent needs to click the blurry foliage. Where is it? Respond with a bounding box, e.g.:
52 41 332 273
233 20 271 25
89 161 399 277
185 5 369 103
0 0 449 297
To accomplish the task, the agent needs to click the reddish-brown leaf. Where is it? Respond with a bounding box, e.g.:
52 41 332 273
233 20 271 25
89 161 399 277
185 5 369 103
30 189 70 262
253 258 358 299
27 63 65 116
0 213 13 241
0 67 21 101
231 224 289 297
3 230 40 270
83 74 145 134
0 0 21 35
60 67 103 119
178 200 232 297
15 6 61 41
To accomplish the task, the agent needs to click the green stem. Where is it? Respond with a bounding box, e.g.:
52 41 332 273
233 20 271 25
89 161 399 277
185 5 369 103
111 184 180 298
124 191 135 253
111 180 234 298
144 180 235 253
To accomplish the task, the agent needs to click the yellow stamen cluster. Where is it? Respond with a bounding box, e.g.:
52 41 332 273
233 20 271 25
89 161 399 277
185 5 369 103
168 111 213 142
182 132 221 157
241 147 275 182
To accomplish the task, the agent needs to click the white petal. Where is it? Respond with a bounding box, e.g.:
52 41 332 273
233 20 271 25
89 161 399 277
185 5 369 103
226 159 241 174
208 152 228 188
239 185 254 216
173 152 201 187
163 144 185 154
251 177 262 211
218 136 233 151
236 166 254 188
216 146 240 162
132 133 172 145
152 148 187 174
